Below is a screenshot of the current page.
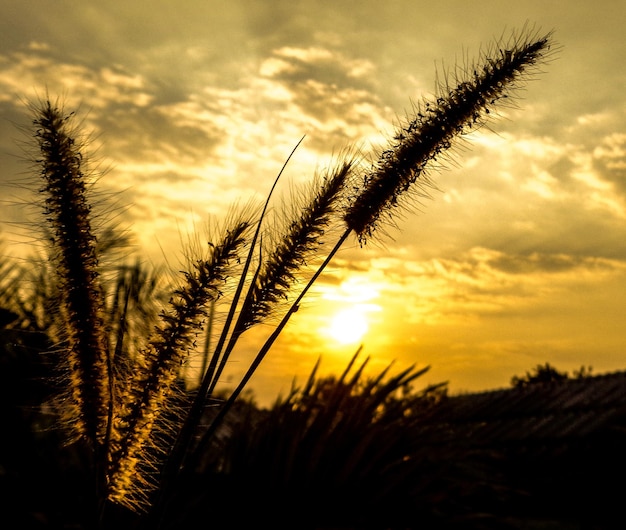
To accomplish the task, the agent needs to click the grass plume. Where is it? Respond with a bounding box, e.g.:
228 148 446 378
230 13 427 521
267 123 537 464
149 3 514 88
345 28 555 243
107 215 252 510
34 100 111 446
31 100 114 516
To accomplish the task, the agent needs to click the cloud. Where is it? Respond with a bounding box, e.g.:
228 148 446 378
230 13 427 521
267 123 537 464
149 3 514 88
0 47 153 110
593 133 626 199
258 45 392 150
337 246 626 327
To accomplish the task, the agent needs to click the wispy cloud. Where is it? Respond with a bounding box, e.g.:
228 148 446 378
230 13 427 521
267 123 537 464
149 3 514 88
0 46 153 109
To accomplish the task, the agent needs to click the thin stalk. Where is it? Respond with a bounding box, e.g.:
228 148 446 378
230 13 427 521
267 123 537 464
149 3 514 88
200 137 304 395
153 158 354 527
207 159 355 396
189 227 351 468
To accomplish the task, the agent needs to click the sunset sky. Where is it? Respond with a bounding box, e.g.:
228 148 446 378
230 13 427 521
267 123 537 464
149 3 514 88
1 1 625 406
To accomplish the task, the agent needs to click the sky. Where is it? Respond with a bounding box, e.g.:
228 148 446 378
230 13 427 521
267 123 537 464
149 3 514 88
1 1 625 406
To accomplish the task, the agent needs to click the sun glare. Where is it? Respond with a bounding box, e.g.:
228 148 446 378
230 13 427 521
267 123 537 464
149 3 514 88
328 307 369 345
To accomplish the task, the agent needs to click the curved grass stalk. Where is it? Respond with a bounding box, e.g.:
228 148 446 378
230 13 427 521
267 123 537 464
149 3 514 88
152 156 355 520
154 140 304 492
198 137 305 400
207 158 356 395
345 29 555 243
184 162 355 457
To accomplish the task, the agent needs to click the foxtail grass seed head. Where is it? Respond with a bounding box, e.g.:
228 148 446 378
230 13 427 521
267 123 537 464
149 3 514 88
242 160 354 330
345 30 555 244
108 217 251 510
33 100 111 447
176 160 357 457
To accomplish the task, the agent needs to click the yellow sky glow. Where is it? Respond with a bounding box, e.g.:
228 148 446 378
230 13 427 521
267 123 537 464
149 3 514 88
1 1 626 407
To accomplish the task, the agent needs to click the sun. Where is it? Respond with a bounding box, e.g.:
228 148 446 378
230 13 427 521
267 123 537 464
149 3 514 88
327 307 369 345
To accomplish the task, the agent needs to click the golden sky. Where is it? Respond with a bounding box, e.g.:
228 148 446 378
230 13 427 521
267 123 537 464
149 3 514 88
1 1 625 406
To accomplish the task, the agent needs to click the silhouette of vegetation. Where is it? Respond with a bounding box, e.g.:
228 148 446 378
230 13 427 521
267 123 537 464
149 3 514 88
155 351 468 529
511 362 594 388
0 27 555 529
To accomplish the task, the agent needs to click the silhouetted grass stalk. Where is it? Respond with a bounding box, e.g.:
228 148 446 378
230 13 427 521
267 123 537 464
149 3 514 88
217 163 350 402
154 158 356 516
159 140 305 490
197 137 304 400
107 216 252 509
207 159 355 394
33 100 113 513
345 29 553 241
